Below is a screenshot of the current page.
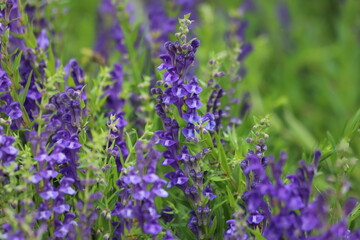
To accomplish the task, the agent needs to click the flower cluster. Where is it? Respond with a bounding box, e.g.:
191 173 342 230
48 85 86 188
105 63 128 172
1 1 360 240
206 81 227 132
24 88 86 238
1 3 92 238
105 63 125 113
258 151 360 240
154 18 215 140
152 16 218 239
112 136 168 238
145 0 177 52
224 117 360 239
107 112 128 172
94 0 126 61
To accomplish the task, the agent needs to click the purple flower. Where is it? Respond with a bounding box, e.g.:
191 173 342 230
54 213 77 238
154 17 217 239
36 29 49 50
158 54 173 71
144 221 163 235
37 203 52 220
145 0 176 50
4 101 22 120
172 86 188 98
164 169 188 189
0 68 11 92
104 63 125 113
58 177 76 195
276 2 291 29
183 108 201 123
163 230 178 240
112 137 167 238
53 197 71 214
164 67 180 83
237 43 253 62
94 0 126 59
40 188 59 200
0 126 18 166
201 113 216 131
182 123 196 138
163 88 179 104
52 130 81 149
185 95 202 109
64 59 84 86
202 184 216 200
161 206 175 224
107 111 128 172
183 77 202 94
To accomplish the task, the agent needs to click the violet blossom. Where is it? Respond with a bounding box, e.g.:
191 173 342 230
111 136 168 238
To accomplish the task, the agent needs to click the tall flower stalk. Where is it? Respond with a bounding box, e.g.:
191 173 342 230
152 15 217 239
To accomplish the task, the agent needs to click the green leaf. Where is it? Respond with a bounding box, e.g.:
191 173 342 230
24 24 37 48
349 203 360 223
2 28 10 48
12 51 23 88
212 199 227 212
183 13 191 20
343 108 360 139
226 185 236 209
326 131 337 149
208 216 217 237
19 71 33 105
209 176 229 182
284 110 317 150
246 227 266 240
48 43 56 75
215 132 232 177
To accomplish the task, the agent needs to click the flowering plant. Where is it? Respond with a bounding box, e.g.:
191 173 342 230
1 0 360 240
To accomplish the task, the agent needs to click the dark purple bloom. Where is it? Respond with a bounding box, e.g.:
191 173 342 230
238 43 253 61
54 213 77 238
154 17 217 239
158 54 173 71
182 123 196 138
183 108 201 123
183 77 202 94
164 67 180 83
0 68 11 92
201 113 216 131
36 29 49 50
161 206 175 223
163 88 179 105
185 95 202 109
64 59 84 86
112 137 167 238
163 230 178 240
202 184 216 200
172 86 188 98
104 63 125 112
94 0 126 60
276 2 291 29
0 126 18 166
164 169 189 189
4 101 22 120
